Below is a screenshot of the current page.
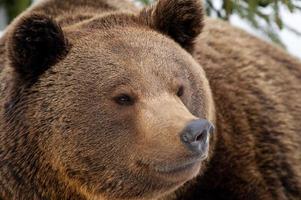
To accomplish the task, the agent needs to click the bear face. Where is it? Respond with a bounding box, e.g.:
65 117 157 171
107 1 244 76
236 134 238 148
4 0 215 199
40 28 214 199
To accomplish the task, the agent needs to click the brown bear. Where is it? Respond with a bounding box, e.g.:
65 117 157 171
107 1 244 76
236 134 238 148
0 0 301 199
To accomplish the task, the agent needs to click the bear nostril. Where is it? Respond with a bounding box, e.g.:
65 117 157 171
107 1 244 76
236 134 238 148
195 130 207 142
180 119 213 154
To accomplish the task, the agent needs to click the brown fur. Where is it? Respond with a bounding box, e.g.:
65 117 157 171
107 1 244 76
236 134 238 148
0 0 300 200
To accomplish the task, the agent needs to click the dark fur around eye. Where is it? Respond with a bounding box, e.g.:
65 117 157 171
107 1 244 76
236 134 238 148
114 94 135 106
177 85 184 97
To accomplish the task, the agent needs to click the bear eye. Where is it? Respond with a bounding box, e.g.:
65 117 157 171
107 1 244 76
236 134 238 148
114 94 135 106
177 85 184 97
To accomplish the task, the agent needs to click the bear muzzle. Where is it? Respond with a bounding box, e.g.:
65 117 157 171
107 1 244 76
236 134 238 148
180 119 214 156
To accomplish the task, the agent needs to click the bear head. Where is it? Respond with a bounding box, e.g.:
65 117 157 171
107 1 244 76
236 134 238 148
5 0 215 199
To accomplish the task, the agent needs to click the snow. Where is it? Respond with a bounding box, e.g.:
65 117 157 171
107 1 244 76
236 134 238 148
279 6 301 59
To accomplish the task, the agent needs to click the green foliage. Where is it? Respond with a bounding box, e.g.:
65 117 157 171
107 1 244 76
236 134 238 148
136 0 153 4
0 0 32 22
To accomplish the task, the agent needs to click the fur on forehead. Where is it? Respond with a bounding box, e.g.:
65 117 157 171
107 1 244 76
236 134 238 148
6 0 204 81
77 0 204 52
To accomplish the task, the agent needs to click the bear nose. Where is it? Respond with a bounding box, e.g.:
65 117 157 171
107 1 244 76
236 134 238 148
180 119 214 154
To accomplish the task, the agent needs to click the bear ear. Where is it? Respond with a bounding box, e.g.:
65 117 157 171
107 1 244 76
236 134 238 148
7 14 68 78
139 0 204 52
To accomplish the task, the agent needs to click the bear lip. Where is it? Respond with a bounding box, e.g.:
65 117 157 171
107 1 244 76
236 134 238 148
153 156 206 174
135 155 207 185
154 161 197 174
142 156 206 183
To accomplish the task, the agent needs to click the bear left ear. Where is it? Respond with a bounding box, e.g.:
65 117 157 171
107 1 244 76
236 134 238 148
7 14 68 78
139 0 204 52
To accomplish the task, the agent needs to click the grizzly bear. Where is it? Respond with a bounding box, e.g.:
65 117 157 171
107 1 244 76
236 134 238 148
0 0 301 199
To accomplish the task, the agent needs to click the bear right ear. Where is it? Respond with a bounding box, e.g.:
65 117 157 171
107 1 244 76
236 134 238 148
7 14 68 78
139 0 204 52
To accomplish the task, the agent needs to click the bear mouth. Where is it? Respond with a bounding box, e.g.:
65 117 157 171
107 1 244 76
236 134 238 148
138 155 207 183
154 158 202 174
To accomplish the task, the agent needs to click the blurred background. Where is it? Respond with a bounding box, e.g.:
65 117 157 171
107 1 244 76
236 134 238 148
0 0 300 59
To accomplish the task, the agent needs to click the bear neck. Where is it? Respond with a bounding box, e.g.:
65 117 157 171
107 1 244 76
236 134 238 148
0 128 88 199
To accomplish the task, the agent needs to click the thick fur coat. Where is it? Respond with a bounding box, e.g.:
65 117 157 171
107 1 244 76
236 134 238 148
0 0 300 200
